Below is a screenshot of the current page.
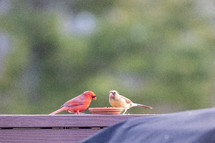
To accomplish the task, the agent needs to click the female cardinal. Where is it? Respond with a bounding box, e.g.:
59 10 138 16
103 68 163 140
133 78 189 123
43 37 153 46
109 90 152 114
49 91 96 115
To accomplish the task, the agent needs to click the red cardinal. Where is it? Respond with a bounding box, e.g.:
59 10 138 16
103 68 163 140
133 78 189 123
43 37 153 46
49 91 96 115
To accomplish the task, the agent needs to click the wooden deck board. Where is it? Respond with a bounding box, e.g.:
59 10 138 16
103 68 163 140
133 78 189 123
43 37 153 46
0 114 153 143
0 129 100 143
0 114 152 128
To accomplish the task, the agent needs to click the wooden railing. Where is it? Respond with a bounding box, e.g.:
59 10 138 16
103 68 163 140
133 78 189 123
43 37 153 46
0 114 151 143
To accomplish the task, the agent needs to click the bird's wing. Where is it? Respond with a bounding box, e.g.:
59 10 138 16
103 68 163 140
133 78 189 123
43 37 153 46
62 96 85 107
119 95 132 104
62 102 83 107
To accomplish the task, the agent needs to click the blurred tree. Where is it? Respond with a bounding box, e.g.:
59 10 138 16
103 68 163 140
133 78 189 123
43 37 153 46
0 0 215 114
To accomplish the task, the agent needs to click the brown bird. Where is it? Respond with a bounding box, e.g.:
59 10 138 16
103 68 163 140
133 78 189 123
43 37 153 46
49 91 96 115
109 90 152 114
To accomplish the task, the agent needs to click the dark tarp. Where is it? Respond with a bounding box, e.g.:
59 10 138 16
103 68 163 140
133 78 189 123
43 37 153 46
80 108 215 143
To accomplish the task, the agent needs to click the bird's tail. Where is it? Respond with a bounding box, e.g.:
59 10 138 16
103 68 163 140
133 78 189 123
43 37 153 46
49 107 67 115
134 103 153 109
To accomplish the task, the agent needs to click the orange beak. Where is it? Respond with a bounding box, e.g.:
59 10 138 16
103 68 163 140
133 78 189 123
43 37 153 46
92 96 96 100
109 93 114 98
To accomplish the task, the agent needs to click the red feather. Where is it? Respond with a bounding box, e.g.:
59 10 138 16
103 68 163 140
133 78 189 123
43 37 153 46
49 91 96 115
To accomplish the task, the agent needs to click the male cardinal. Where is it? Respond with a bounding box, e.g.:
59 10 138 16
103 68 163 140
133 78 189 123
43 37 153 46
109 90 152 114
49 91 96 115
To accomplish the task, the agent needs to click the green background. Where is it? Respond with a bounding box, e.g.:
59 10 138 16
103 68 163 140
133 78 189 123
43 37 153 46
0 0 215 114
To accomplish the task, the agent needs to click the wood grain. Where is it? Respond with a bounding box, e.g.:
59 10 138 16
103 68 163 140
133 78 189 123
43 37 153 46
0 114 154 143
0 129 100 143
0 114 152 128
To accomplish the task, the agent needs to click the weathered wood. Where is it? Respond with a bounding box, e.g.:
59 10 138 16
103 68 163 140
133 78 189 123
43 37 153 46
0 114 151 128
0 114 153 143
0 129 100 143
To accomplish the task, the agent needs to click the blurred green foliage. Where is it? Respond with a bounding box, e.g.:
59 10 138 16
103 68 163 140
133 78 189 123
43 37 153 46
0 0 215 114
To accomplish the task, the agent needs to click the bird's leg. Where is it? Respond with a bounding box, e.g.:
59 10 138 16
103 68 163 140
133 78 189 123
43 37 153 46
122 109 127 114
76 110 80 115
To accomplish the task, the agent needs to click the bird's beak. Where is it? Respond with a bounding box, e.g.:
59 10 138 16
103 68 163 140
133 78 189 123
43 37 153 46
109 93 114 98
92 96 96 100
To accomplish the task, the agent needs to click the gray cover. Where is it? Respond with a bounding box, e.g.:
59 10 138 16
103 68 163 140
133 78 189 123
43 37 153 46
80 108 215 143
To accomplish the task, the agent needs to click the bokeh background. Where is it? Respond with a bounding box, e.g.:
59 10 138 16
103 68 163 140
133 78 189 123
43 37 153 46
0 0 215 114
